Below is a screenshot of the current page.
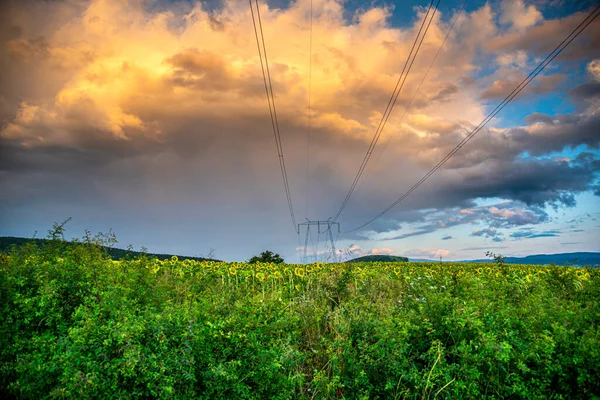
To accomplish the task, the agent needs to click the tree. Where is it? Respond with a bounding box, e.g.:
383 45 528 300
486 251 505 267
248 250 284 264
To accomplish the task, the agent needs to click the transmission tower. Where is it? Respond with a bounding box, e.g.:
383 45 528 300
298 219 340 263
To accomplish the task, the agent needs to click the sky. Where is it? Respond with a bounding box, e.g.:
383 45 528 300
0 0 599 262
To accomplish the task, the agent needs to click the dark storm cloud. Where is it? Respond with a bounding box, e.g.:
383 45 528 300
431 156 597 212
461 110 599 167
524 112 555 125
570 81 600 100
486 9 600 60
361 200 552 241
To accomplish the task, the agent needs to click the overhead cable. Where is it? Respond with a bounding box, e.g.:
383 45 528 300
332 0 441 222
356 0 468 195
250 0 298 231
346 4 600 233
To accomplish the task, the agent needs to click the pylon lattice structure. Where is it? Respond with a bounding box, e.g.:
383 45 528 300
298 219 340 263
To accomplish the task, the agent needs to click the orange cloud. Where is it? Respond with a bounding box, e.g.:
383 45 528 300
2 0 499 152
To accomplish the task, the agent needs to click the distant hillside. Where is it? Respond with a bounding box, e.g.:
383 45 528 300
409 252 600 267
473 252 600 267
347 255 409 263
0 236 216 262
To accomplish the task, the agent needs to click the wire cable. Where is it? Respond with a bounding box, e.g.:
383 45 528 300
345 4 600 233
356 0 468 195
332 0 441 222
250 0 298 231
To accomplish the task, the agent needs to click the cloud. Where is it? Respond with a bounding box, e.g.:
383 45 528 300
496 50 529 68
441 235 452 240
510 229 561 240
166 49 235 91
570 82 600 100
404 248 450 259
500 0 543 31
487 10 600 60
369 248 395 255
364 199 553 243
461 246 508 251
481 73 565 100
0 0 598 260
589 59 600 81
524 112 554 125
406 113 460 134
384 228 440 241
471 227 499 238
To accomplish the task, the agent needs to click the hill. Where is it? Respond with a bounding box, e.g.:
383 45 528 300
476 252 600 267
409 252 600 267
0 236 216 262
347 255 409 263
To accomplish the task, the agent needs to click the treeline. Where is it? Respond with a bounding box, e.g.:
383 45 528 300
0 236 215 262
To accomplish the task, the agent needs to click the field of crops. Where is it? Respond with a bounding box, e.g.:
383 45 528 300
1 241 599 399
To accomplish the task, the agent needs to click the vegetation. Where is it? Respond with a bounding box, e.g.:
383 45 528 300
248 250 284 264
1 234 599 399
0 236 216 262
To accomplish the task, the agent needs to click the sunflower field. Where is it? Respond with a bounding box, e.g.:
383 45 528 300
1 240 599 399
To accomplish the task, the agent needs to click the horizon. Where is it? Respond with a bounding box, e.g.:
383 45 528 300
2 234 599 264
1 0 599 262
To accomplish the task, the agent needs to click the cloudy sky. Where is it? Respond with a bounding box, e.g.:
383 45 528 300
1 0 599 262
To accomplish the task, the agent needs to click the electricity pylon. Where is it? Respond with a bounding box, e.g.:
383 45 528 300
298 219 340 263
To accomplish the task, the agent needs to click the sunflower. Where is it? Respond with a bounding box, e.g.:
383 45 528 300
294 267 305 277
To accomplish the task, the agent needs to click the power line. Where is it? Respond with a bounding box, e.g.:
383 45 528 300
305 0 314 220
345 4 600 233
250 0 298 231
356 0 468 195
332 0 441 222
